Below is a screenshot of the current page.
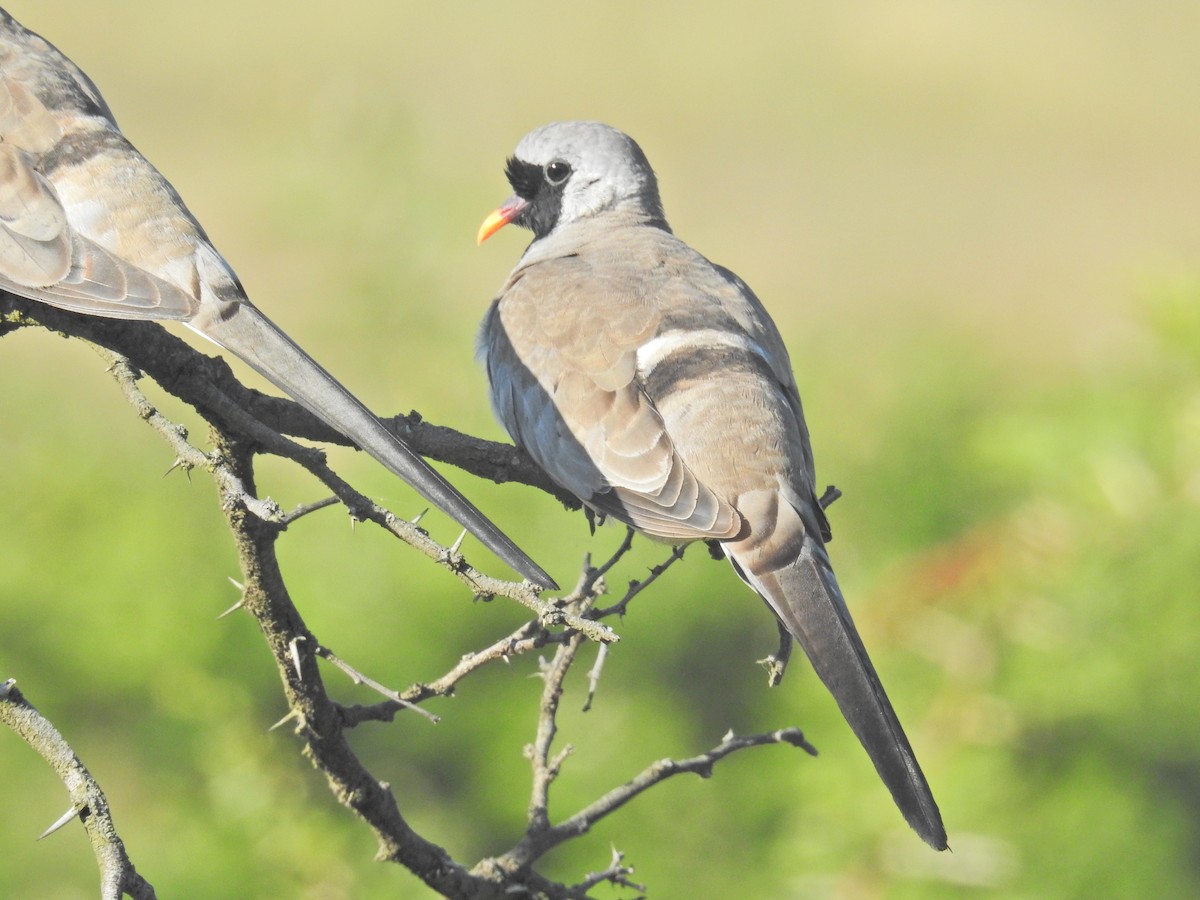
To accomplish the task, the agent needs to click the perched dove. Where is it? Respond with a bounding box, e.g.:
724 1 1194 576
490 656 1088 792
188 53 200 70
478 120 945 848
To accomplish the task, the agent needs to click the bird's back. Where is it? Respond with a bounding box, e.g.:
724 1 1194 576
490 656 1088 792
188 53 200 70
485 217 825 554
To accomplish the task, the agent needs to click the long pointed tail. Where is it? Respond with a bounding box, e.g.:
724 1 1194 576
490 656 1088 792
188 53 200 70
748 541 946 849
192 301 557 589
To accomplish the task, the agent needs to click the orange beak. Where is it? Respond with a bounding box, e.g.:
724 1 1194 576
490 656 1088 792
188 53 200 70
477 195 529 244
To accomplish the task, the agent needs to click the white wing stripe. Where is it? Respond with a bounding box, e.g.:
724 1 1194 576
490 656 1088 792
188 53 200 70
635 327 769 379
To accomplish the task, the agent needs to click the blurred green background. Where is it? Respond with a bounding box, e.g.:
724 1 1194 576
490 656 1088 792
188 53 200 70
3 1 1198 897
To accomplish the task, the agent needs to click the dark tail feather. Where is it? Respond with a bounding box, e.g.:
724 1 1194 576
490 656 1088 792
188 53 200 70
194 302 557 589
751 541 946 849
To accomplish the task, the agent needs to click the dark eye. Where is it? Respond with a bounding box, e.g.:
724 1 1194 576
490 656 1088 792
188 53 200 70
545 160 572 185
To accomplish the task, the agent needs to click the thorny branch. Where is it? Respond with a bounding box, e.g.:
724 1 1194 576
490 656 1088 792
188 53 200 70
2 298 826 898
0 297 574 505
0 681 156 900
491 727 818 876
3 299 612 642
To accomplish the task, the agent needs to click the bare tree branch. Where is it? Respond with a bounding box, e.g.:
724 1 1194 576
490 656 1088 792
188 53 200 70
4 296 827 897
485 726 818 877
18 298 613 643
1 296 575 505
571 847 644 896
315 644 440 723
591 542 688 620
0 680 157 900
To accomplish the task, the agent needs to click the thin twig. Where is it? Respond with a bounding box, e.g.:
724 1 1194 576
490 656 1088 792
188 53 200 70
100 349 283 523
341 534 641 727
818 484 842 510
526 635 587 834
591 528 636 582
582 643 609 713
571 846 645 895
496 727 818 870
316 645 439 723
591 544 687 619
281 496 341 525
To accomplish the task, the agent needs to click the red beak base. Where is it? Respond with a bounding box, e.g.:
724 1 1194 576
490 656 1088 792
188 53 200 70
477 195 529 244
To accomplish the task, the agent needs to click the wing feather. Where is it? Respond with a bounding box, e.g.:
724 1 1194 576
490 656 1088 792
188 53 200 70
0 41 201 320
481 238 743 541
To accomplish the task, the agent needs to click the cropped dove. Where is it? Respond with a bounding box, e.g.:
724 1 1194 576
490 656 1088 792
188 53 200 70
0 9 553 588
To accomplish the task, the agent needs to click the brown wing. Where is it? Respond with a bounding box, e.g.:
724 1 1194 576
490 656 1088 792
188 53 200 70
481 232 743 541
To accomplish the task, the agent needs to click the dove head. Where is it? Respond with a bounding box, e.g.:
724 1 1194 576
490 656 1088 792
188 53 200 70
483 121 669 243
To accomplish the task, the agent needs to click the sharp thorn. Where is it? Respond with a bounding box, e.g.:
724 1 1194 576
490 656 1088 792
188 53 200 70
268 709 302 732
36 805 78 840
289 636 306 680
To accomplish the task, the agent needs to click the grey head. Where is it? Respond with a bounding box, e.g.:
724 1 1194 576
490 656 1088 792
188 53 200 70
484 121 670 242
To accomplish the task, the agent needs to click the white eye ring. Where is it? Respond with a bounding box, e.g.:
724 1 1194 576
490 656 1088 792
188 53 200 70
545 160 572 185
